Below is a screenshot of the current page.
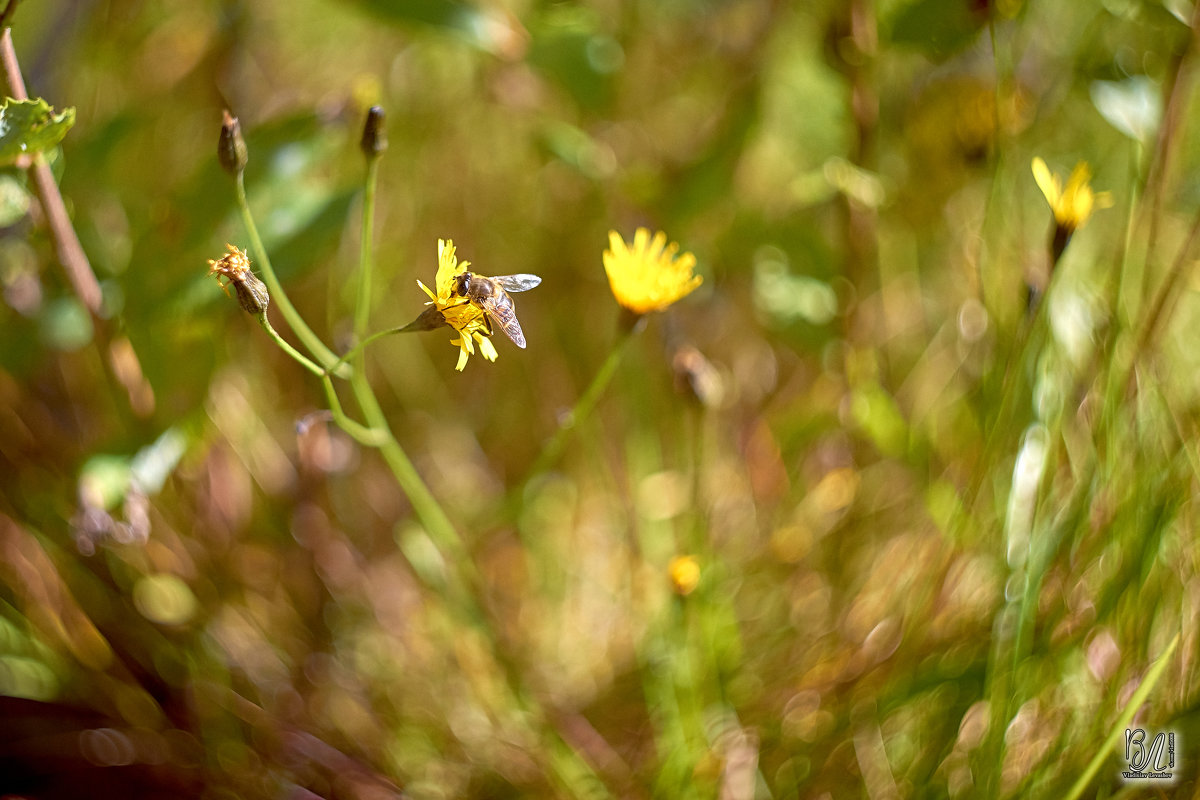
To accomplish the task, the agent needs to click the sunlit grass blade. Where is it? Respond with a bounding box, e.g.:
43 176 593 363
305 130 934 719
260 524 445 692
1063 633 1179 800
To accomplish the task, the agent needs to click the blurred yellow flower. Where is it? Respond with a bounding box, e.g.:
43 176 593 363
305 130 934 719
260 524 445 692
1031 157 1113 233
668 555 701 596
603 228 702 314
418 239 499 371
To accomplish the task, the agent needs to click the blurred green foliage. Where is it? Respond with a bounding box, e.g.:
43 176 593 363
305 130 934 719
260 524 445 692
1 0 1200 798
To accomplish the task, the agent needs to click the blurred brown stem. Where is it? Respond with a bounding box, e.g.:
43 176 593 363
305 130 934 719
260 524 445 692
0 27 102 313
839 0 878 339
1137 1 1200 310
0 1 18 31
1125 208 1200 397
0 26 154 416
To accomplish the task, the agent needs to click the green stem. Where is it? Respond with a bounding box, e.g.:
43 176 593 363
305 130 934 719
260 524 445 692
260 314 385 446
320 373 388 447
325 326 404 378
256 314 324 377
235 171 350 378
354 158 378 340
525 320 643 482
963 281 1050 523
349 153 465 564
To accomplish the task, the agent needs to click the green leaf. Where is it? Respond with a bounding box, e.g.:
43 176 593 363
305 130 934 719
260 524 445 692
0 98 76 165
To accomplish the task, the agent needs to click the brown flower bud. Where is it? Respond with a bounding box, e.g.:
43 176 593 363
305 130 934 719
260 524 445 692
218 110 248 175
360 106 387 159
208 243 269 315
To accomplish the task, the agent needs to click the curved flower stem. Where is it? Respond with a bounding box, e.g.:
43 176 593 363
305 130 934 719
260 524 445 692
325 327 398 378
324 309 447 378
319 374 388 447
256 314 324 377
235 171 351 379
258 313 388 446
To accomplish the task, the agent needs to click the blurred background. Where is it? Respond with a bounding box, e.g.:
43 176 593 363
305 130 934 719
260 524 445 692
1 0 1199 797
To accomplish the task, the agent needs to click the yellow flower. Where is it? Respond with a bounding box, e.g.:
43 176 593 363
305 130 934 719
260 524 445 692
1031 157 1113 233
417 239 499 371
668 555 701 596
603 228 702 314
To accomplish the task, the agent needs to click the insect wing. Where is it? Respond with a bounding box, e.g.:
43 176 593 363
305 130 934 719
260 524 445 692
492 274 542 293
485 295 527 349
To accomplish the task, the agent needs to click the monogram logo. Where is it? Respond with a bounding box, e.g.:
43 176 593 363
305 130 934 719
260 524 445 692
1122 728 1176 781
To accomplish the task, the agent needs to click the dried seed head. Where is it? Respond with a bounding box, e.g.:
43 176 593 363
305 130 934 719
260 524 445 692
208 243 269 315
218 110 248 175
231 272 270 315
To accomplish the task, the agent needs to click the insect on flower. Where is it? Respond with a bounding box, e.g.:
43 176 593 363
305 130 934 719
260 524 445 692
448 271 542 349
207 243 269 315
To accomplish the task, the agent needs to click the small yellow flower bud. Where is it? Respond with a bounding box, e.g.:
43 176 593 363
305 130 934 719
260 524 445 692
668 555 701 596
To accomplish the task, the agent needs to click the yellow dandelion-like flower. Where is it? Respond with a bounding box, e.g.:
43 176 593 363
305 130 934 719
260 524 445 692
668 555 701 596
1031 157 1113 233
417 239 498 371
603 228 702 315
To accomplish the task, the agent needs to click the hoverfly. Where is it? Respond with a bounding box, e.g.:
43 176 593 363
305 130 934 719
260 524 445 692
450 272 542 349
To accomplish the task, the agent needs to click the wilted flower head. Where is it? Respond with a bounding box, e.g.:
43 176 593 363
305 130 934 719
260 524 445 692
603 228 702 315
417 239 498 371
1031 157 1113 234
208 243 269 315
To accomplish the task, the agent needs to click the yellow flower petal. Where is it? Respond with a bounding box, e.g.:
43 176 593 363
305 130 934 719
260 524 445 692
1031 157 1109 232
1031 157 1059 207
477 334 498 362
435 239 471 301
603 228 702 314
423 239 501 370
